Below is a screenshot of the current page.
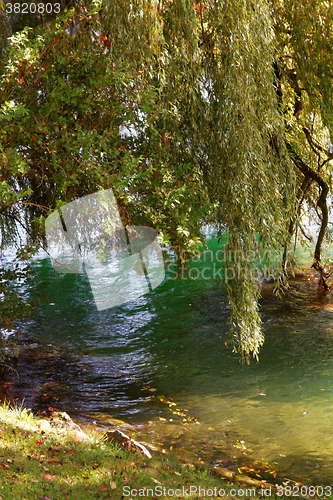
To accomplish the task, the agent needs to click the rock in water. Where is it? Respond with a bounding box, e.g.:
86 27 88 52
102 429 152 458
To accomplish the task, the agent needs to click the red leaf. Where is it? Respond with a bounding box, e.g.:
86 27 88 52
101 484 107 489
1 464 9 469
73 466 80 470
44 474 52 480
120 145 126 149
32 135 35 141
98 35 113 47
35 441 43 446
48 407 54 412
48 460 57 464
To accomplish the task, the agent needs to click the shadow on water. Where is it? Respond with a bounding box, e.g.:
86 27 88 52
3 249 333 484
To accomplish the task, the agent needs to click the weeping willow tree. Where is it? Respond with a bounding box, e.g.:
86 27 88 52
1 0 333 362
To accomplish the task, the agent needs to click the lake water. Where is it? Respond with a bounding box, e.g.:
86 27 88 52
3 233 333 485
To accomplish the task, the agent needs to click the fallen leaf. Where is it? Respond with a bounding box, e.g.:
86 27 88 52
150 477 163 486
110 481 117 489
47 460 57 464
158 417 166 422
101 484 107 489
44 474 52 480
35 441 43 446
1 464 9 469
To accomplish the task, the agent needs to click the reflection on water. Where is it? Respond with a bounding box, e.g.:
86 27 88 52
3 240 333 484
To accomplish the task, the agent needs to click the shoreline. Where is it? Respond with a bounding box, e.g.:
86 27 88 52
0 342 311 491
0 401 281 500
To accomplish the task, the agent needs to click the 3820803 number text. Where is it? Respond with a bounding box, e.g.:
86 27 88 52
5 3 60 14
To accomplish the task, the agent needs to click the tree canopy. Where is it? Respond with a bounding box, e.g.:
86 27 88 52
1 0 333 362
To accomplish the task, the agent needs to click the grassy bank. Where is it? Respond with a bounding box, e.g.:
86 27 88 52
0 402 250 499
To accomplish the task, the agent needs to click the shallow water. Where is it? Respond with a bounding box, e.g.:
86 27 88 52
3 236 333 484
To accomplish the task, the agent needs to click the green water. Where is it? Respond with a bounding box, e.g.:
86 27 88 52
6 235 333 484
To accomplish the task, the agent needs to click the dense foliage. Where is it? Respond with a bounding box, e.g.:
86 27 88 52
0 6 212 333
1 0 333 362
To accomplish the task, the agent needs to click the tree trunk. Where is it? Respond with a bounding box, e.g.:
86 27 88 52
286 143 330 290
